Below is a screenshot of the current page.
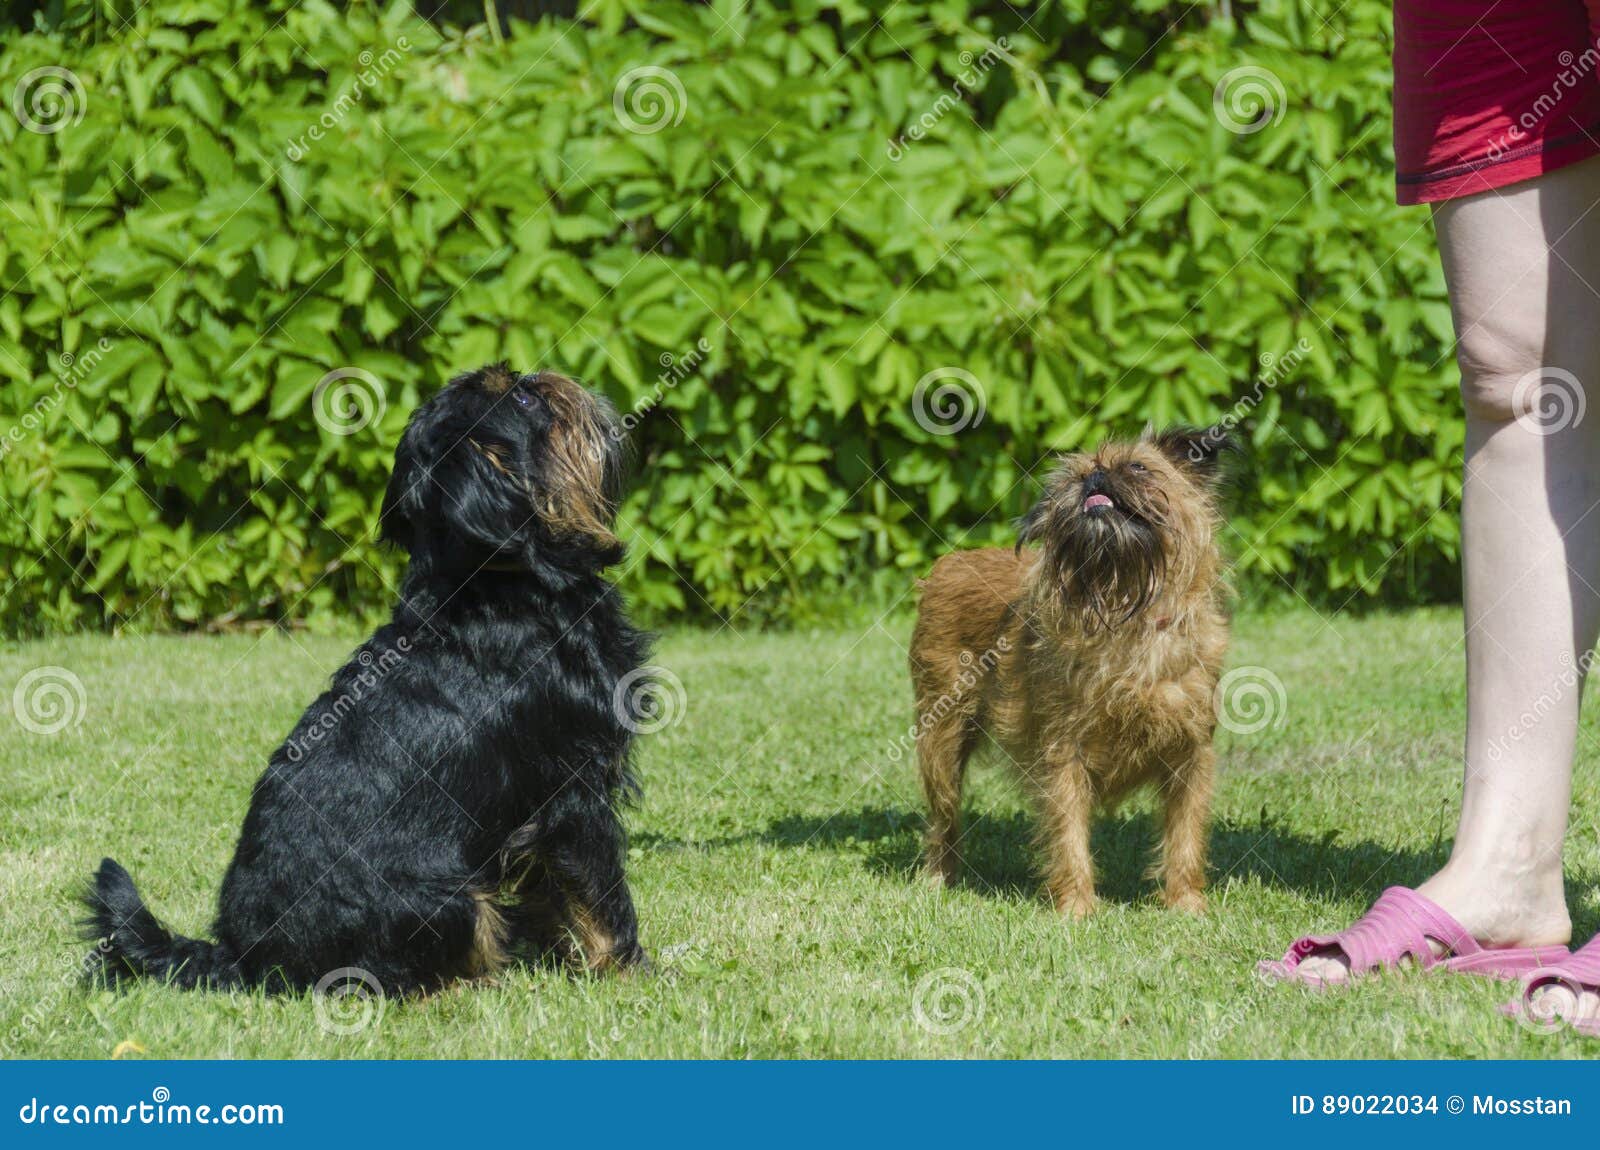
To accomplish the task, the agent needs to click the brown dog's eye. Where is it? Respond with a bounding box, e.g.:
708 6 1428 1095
1128 462 1147 473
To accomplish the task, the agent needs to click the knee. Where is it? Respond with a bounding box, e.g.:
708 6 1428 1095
1454 326 1550 426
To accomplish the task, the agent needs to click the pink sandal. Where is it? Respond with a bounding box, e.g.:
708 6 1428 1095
1259 886 1570 988
1503 935 1600 1035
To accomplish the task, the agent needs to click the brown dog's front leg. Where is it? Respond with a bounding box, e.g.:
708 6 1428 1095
1159 744 1214 913
916 715 976 887
1036 745 1097 918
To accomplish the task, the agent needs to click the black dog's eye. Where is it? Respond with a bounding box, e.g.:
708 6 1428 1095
511 389 533 408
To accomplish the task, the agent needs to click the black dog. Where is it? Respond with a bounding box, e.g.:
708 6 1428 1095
82 366 652 994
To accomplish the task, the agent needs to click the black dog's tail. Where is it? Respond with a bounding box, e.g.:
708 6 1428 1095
79 858 244 991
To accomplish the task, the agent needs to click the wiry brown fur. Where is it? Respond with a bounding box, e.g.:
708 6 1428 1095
909 428 1231 917
464 893 511 978
468 370 622 553
536 371 623 551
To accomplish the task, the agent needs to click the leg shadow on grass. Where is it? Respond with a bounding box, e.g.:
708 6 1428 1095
636 809 1600 928
760 807 1469 906
641 807 1600 916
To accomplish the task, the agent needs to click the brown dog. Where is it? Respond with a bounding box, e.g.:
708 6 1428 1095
908 428 1230 916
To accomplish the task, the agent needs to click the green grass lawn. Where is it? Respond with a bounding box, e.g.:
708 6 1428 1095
2 606 1597 1059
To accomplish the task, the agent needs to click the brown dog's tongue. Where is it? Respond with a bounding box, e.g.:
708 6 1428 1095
1084 493 1113 510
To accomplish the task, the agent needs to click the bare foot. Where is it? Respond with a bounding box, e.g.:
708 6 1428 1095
1290 866 1571 986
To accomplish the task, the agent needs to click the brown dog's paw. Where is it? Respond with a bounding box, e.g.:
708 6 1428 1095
1056 892 1099 920
1165 888 1206 914
922 852 960 890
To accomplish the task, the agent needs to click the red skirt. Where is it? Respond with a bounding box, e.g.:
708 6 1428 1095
1394 0 1600 204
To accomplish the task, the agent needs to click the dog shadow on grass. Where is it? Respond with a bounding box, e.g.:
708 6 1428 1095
653 806 1597 933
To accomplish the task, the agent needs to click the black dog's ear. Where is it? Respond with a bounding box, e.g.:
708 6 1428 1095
379 414 429 552
1151 426 1234 481
432 436 535 556
379 402 533 562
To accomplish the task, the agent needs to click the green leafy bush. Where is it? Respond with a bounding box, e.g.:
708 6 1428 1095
0 0 1460 634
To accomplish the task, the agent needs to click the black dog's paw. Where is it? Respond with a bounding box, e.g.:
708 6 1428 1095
576 941 652 978
617 946 654 978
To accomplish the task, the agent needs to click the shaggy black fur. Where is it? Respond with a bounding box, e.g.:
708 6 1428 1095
81 366 653 994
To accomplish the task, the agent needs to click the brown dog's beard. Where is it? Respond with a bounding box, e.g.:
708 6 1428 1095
535 373 621 551
1027 505 1168 631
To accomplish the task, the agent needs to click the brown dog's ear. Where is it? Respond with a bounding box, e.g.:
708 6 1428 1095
1014 497 1048 554
1014 472 1065 553
1151 426 1234 481
1015 457 1076 552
